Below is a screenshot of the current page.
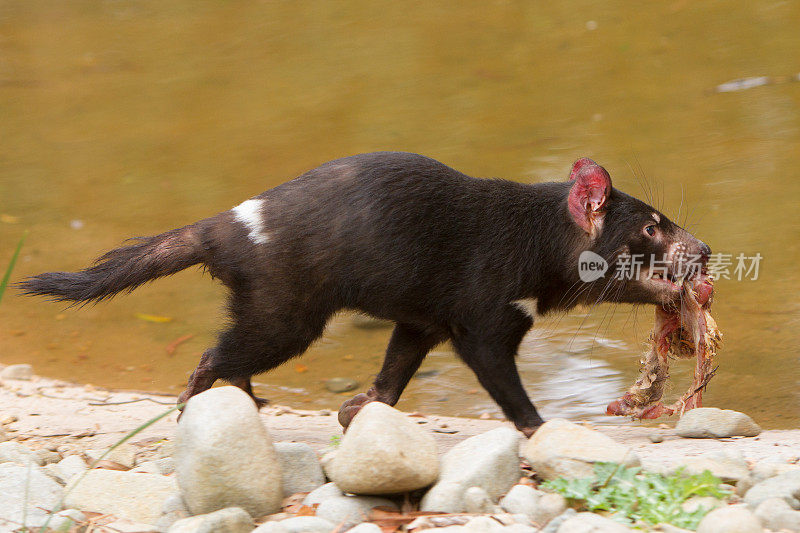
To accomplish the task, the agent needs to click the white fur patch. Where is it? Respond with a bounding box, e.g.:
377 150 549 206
232 198 269 244
512 298 538 318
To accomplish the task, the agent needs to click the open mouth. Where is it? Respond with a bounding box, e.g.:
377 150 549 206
647 271 682 291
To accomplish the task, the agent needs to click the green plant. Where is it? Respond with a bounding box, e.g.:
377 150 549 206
0 230 26 304
541 462 731 530
329 434 341 447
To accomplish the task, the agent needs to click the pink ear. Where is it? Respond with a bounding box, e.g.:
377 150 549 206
567 158 612 236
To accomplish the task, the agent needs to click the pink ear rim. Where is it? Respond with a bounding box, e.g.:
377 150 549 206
567 158 613 236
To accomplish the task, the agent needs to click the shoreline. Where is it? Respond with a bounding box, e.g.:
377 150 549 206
2 365 798 471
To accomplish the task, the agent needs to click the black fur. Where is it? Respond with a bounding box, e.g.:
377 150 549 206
20 151 709 435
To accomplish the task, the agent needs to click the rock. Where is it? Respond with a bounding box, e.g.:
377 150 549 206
744 469 800 509
36 448 61 465
670 450 749 484
64 469 178 524
52 454 88 484
167 507 253 533
556 512 632 532
0 463 62 529
326 402 438 494
649 433 664 443
695 505 761 533
0 441 43 466
681 496 723 513
85 442 138 468
736 458 800 496
325 377 359 393
274 442 325 496
315 495 398 530
504 525 538 533
132 457 176 476
500 484 544 517
463 486 495 513
652 525 694 533
175 386 283 516
303 482 345 506
345 523 383 533
421 427 520 512
541 509 577 533
463 516 505 532
155 493 191 532
533 493 569 526
252 516 337 532
1 364 33 380
48 509 87 532
675 408 761 438
522 419 640 480
754 497 800 531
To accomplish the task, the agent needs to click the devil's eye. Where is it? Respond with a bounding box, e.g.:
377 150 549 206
645 225 656 237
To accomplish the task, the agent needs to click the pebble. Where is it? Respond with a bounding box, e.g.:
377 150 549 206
155 493 191 532
48 509 88 532
754 497 800 531
52 454 88 484
736 458 800 495
344 523 383 533
64 469 178 524
533 493 569 526
695 505 762 533
499 484 544 517
1 364 33 380
302 481 344 506
421 427 521 512
85 442 138 468
167 506 253 533
325 377 359 393
175 386 283 516
522 419 640 480
743 469 800 509
462 516 505 532
315 495 398 530
274 441 325 496
670 450 750 484
541 509 577 533
555 511 633 532
675 408 761 438
0 462 62 529
132 457 175 476
0 441 43 466
327 402 439 494
35 448 62 465
253 516 336 532
649 433 664 443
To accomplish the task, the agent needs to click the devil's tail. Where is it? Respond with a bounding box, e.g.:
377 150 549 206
18 224 204 305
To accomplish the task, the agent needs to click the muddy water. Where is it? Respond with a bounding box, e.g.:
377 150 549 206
2 2 799 427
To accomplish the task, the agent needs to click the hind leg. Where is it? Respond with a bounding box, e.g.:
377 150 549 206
228 376 270 408
338 322 448 428
178 348 219 409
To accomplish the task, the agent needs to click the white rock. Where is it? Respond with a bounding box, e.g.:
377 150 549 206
534 493 569 526
64 469 178 524
53 454 88 484
463 486 495 513
681 496 723 513
670 450 749 483
104 518 160 532
326 402 438 494
252 516 336 533
175 386 283 516
315 495 398 530
274 442 325 496
35 448 61 465
463 516 505 532
1 364 33 380
167 507 253 533
421 427 521 512
522 419 640 480
345 523 383 533
541 509 577 533
556 512 632 532
505 525 538 533
743 469 800 509
675 408 761 438
155 493 190 532
303 482 344 506
754 497 800 531
0 441 43 466
695 505 761 533
132 457 175 476
48 509 87 532
0 462 62 529
736 459 800 495
500 484 544 517
85 442 138 468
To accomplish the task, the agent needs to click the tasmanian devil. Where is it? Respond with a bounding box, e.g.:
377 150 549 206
20 151 711 436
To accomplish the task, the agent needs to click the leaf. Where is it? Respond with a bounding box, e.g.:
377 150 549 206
134 313 174 323
294 364 309 373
